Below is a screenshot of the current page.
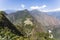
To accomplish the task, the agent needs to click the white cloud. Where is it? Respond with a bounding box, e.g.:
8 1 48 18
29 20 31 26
43 8 60 12
21 4 25 8
30 5 60 12
30 5 47 10
40 5 47 9
48 8 60 12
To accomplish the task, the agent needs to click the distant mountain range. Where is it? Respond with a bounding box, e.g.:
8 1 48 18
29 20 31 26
30 10 60 26
5 9 60 19
46 11 60 19
4 10 16 14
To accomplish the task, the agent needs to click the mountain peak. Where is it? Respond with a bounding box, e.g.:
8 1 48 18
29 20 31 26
0 11 7 15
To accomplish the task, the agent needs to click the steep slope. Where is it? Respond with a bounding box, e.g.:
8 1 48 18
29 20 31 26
30 10 60 29
47 11 60 40
7 9 32 23
30 10 60 40
0 11 23 36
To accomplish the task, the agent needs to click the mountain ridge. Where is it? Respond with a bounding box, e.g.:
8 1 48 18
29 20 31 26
0 10 56 40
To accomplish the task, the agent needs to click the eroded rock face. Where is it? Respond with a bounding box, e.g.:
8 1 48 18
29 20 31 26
24 18 33 26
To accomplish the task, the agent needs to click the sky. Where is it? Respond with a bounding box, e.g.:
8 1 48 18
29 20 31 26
0 0 60 12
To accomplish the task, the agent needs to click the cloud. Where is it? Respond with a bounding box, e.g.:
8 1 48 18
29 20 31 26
30 5 47 10
48 8 60 12
30 4 60 12
40 5 47 9
30 5 60 12
21 4 25 8
43 8 60 12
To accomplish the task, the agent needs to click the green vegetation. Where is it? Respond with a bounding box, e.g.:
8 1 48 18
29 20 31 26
35 32 55 40
0 27 55 40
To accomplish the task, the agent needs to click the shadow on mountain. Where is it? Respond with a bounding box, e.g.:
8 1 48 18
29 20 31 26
0 11 23 36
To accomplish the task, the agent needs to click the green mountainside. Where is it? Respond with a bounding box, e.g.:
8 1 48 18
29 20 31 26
0 11 55 40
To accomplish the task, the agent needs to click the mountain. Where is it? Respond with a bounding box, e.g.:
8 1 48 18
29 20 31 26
46 11 60 19
7 9 60 33
48 11 60 40
7 9 46 36
7 9 32 23
30 10 60 40
3 9 56 40
5 10 60 27
30 10 60 26
4 10 16 14
0 11 23 36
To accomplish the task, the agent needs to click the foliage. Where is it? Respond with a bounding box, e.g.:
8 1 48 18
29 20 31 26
35 32 55 40
0 26 56 40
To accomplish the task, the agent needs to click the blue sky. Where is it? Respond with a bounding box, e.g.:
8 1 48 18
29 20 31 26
0 0 60 12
